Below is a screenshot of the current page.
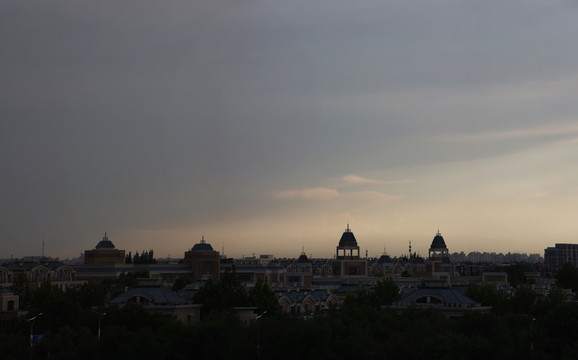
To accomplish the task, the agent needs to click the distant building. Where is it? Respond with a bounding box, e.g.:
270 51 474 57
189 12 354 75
332 225 368 277
183 236 220 282
84 233 126 265
1 258 81 291
544 243 578 275
0 288 19 326
284 249 313 287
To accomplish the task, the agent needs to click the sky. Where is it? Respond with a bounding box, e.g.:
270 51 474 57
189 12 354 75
2 0 578 260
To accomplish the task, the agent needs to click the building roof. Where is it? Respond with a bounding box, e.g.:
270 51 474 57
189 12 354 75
398 286 478 305
109 279 190 306
338 224 358 247
431 231 447 248
191 236 214 251
297 250 309 263
95 233 116 249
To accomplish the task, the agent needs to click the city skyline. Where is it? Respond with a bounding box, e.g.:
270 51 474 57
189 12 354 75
3 1 578 259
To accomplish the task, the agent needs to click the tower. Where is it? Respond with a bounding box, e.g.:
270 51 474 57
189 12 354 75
426 230 454 279
332 224 368 276
183 236 221 282
84 233 126 265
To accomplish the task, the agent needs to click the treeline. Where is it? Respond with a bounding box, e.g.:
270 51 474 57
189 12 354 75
125 250 156 264
3 267 578 359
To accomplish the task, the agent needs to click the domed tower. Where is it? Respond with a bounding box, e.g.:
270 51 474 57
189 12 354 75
84 233 126 265
184 236 220 282
429 231 449 259
426 230 454 279
332 225 368 277
336 224 360 260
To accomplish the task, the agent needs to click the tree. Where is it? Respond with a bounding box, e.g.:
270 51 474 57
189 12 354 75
248 279 281 316
372 278 400 306
556 262 578 291
10 273 32 309
193 268 249 316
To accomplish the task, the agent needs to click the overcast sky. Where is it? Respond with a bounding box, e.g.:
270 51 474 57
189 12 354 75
2 0 578 260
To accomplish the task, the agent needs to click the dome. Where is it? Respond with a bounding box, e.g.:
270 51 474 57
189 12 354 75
95 233 116 249
191 236 214 251
191 243 214 251
378 254 392 264
338 225 358 247
431 231 446 248
297 253 309 263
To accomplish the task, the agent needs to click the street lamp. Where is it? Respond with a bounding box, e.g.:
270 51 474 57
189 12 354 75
26 313 43 347
530 317 536 351
98 313 107 341
256 311 267 359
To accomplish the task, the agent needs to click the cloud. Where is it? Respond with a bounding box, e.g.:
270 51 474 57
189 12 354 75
273 187 340 200
340 191 404 202
273 187 403 202
338 174 384 185
441 122 578 142
336 174 414 186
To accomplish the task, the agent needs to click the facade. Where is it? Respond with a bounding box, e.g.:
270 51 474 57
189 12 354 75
84 233 126 265
0 289 19 326
369 253 426 277
1 258 82 291
277 289 338 317
284 250 313 287
544 243 578 275
183 236 220 282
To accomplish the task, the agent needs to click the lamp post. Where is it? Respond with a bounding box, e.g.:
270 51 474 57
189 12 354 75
530 317 536 351
256 311 267 359
98 313 107 342
26 313 43 347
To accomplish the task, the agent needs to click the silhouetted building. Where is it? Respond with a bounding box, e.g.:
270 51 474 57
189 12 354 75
544 243 578 275
84 233 126 265
426 230 455 279
332 224 368 277
183 236 220 282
